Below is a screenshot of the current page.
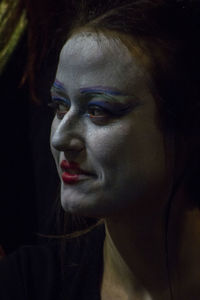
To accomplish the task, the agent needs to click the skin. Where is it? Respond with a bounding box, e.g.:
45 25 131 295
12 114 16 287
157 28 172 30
50 32 170 217
50 32 200 299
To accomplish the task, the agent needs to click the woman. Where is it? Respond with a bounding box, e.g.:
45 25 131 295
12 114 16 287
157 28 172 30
1 1 200 299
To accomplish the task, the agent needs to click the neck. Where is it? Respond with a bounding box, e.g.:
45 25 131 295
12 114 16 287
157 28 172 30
167 187 200 300
102 204 171 300
101 188 200 300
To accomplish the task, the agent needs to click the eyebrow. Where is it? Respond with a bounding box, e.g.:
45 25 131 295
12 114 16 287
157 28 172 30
79 86 126 96
51 81 128 98
51 79 66 93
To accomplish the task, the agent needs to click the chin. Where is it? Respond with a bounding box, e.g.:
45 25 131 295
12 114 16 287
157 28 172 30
59 181 106 217
60 190 126 219
60 195 102 217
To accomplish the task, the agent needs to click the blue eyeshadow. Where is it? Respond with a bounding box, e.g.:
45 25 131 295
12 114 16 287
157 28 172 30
53 80 66 92
88 100 132 116
51 96 70 105
80 87 124 96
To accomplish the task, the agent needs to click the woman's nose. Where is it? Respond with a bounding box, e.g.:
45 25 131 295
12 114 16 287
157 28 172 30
51 113 85 153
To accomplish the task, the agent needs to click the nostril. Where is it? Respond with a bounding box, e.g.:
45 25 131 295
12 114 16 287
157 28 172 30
51 134 85 152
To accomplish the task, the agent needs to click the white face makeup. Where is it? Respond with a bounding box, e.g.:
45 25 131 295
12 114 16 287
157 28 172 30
50 32 170 217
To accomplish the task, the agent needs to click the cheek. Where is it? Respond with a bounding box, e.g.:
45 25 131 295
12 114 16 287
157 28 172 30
126 125 168 193
86 117 167 181
50 118 60 169
86 122 132 167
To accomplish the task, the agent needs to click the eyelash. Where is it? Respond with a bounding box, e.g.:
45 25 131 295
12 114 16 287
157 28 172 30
48 100 111 123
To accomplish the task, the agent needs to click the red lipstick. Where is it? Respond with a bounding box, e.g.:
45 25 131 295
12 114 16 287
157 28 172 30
62 172 79 184
60 160 90 184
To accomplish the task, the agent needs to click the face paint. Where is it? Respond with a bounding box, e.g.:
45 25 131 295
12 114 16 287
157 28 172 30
86 93 138 117
53 79 66 92
50 32 169 217
80 86 125 96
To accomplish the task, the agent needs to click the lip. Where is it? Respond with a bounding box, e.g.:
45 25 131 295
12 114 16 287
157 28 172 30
60 160 94 184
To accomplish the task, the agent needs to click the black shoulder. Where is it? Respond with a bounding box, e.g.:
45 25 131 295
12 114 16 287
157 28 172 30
0 245 61 300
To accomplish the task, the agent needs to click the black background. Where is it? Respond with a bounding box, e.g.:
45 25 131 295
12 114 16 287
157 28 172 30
0 33 59 254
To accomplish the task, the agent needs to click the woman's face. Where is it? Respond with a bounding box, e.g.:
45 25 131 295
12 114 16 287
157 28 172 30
50 32 170 217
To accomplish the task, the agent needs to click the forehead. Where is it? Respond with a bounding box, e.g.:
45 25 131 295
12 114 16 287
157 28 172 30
56 32 150 93
60 32 132 67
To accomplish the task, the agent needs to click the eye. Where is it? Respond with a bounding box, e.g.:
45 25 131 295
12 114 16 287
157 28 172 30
88 106 109 117
88 105 110 118
87 105 112 125
48 98 70 119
